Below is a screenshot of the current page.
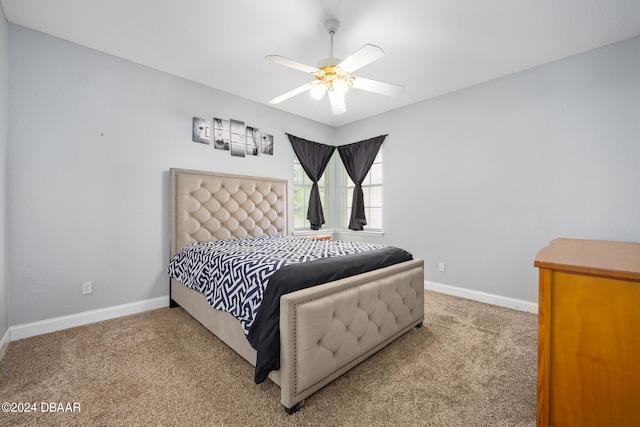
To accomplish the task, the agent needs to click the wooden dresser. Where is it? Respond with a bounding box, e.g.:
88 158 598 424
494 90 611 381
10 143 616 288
534 238 640 426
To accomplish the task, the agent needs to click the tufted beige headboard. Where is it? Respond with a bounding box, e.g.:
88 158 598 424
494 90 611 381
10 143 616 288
170 168 288 257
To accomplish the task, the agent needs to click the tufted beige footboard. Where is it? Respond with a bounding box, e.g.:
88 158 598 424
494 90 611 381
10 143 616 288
278 258 424 410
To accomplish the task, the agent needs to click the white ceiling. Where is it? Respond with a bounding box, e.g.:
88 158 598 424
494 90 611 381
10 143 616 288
2 0 640 127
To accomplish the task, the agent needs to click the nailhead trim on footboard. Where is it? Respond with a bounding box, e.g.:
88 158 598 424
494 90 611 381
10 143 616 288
281 260 424 407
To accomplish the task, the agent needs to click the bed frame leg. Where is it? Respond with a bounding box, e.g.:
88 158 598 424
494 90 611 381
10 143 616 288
169 298 180 308
415 322 423 329
284 400 304 415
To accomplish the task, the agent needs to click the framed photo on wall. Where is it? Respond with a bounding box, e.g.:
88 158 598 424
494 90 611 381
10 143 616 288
246 126 260 156
230 119 246 157
213 118 230 150
261 133 273 155
192 117 210 144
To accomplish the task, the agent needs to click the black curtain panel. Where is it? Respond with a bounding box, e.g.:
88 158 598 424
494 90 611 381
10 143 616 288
337 135 386 230
287 134 336 230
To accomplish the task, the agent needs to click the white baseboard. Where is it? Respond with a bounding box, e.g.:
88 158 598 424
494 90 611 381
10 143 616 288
425 281 538 314
4 283 536 346
0 328 10 360
9 295 170 342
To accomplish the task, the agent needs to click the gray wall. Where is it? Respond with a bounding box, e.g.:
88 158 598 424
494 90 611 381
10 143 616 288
7 25 334 326
6 23 640 327
0 7 8 337
336 36 640 303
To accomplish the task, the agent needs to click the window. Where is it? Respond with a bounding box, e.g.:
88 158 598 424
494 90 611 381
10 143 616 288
292 150 383 232
293 155 330 230
343 151 382 231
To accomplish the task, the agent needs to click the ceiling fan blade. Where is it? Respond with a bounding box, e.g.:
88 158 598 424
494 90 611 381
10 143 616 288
351 76 404 97
327 90 347 115
265 55 323 75
268 82 315 105
338 44 385 74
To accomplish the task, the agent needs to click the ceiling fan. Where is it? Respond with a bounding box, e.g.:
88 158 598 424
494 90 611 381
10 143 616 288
265 19 403 115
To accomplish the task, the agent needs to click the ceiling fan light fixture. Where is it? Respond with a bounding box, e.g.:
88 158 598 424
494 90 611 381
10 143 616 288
310 83 326 100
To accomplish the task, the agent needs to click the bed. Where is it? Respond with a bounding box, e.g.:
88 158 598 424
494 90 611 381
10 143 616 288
168 168 425 413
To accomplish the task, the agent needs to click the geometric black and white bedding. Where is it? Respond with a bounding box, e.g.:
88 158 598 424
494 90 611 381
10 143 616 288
167 235 388 335
248 243 414 383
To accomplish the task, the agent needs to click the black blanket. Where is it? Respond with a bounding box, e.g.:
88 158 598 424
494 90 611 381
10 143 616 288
246 246 413 383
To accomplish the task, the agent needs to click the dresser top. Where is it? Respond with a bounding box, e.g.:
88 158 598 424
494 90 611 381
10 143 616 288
534 238 640 282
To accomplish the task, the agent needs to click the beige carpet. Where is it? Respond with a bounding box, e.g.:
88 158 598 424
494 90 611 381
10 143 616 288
0 291 537 426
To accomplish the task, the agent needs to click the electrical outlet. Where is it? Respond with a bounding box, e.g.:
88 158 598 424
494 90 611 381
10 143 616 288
82 282 92 295
438 263 446 272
